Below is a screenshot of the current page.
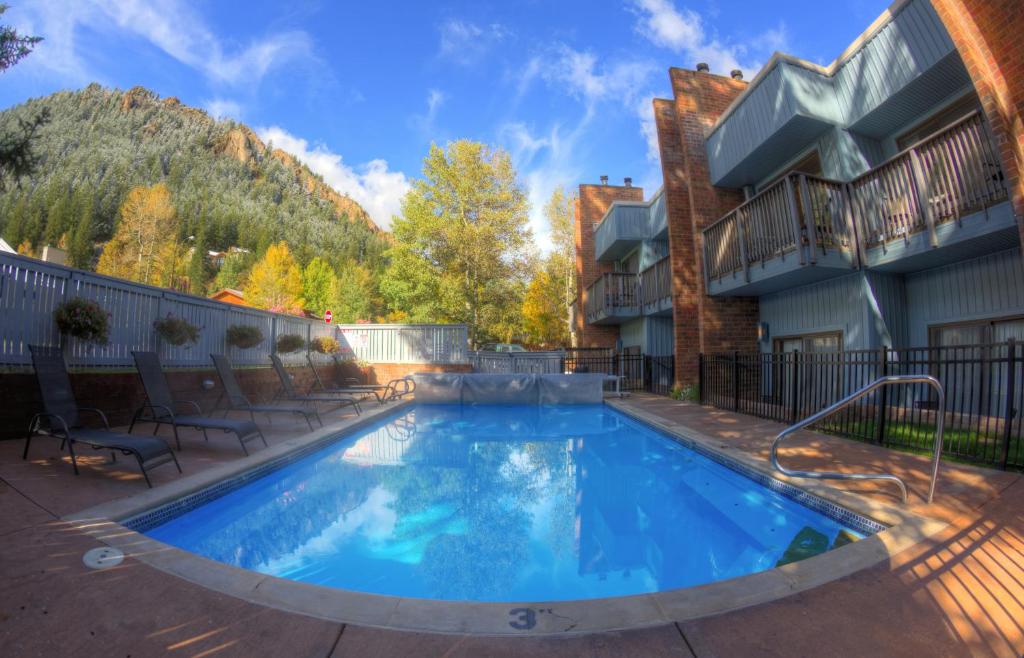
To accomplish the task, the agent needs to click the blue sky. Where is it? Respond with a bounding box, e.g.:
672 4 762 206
1 0 889 246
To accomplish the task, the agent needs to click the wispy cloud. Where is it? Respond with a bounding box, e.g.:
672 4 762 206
14 0 316 88
437 19 510 65
204 98 242 120
409 88 447 139
257 126 410 231
629 0 787 78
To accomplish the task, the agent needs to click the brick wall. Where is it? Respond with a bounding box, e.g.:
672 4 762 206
931 0 1024 239
0 361 470 440
655 68 759 387
573 182 645 348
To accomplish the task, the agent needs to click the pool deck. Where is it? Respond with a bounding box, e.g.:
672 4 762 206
1 394 1022 656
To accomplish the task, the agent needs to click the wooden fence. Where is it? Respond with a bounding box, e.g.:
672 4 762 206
0 251 468 368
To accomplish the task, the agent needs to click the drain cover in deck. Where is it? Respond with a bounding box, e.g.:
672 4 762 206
83 547 124 569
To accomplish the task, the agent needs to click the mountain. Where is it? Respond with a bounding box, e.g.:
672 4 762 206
0 84 386 278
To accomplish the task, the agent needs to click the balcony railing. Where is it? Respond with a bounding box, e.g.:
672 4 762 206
703 111 1008 283
850 111 1007 247
585 272 639 322
640 257 672 308
703 172 854 282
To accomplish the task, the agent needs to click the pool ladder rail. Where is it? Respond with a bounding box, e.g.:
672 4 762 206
770 375 945 505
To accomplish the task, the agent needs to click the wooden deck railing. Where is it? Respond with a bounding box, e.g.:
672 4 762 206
852 111 1007 246
585 272 639 322
640 257 672 307
702 111 1008 283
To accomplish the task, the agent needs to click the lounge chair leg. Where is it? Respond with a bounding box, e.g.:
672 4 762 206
259 430 268 448
303 413 314 431
170 450 182 473
110 451 117 464
171 425 182 451
22 428 33 461
238 435 249 456
67 441 79 475
202 428 210 442
128 410 140 434
152 423 159 436
137 457 152 488
315 411 323 428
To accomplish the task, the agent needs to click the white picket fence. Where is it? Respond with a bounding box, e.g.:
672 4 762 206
0 251 468 368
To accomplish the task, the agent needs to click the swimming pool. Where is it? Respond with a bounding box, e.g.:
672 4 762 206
143 404 876 602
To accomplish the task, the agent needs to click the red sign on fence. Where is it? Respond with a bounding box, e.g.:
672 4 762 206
324 309 333 324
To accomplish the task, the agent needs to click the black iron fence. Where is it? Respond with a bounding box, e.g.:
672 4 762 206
559 350 676 396
699 341 1024 469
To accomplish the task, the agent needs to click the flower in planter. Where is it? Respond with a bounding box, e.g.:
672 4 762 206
275 333 305 354
54 298 110 344
310 336 340 354
226 324 264 349
153 314 201 347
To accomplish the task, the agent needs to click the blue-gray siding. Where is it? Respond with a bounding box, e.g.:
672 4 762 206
617 316 674 356
905 248 1024 345
759 248 1024 351
709 0 965 188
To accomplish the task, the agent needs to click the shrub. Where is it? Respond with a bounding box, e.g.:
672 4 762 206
275 333 305 354
310 336 340 354
153 314 201 346
226 324 264 349
669 384 699 401
53 298 109 344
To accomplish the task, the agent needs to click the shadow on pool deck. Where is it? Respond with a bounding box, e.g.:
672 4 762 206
0 395 1022 656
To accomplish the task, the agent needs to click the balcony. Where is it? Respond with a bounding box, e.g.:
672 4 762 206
640 257 672 316
850 112 1013 272
702 112 1012 295
703 173 857 296
585 272 640 324
594 202 649 262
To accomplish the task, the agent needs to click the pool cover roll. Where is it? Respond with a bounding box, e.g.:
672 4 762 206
462 374 538 404
410 373 464 403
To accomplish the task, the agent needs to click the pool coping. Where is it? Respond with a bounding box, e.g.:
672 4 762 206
64 399 949 637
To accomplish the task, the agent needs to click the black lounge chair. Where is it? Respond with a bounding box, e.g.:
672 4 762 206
210 354 322 430
129 351 267 455
307 354 385 404
382 376 415 402
270 354 361 415
327 355 415 403
24 345 180 488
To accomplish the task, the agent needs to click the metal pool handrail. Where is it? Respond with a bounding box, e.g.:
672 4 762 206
770 374 945 504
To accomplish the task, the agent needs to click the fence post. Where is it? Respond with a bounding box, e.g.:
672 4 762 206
790 350 800 423
1001 338 1017 469
698 353 705 404
733 350 740 411
876 346 889 445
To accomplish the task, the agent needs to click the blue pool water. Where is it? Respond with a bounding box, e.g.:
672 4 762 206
146 404 867 602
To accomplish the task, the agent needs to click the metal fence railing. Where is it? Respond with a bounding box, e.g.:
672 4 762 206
699 342 1024 469
0 251 468 368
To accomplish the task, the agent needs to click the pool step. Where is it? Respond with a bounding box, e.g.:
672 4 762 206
776 527 861 567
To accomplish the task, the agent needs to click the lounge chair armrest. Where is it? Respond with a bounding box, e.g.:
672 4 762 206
135 403 175 421
77 407 111 429
175 400 203 415
28 412 73 437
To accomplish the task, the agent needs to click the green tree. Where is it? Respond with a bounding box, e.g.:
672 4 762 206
67 193 95 268
187 229 211 294
302 256 337 317
332 261 376 323
381 140 532 346
0 5 47 187
244 241 304 313
210 251 251 293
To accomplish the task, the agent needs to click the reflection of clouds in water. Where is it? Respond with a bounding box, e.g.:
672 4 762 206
256 486 397 573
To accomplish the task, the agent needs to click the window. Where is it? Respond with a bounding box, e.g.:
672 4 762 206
773 330 842 354
760 150 823 192
895 93 981 151
928 316 1024 417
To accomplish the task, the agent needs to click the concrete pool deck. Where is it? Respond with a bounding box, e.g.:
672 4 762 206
1 395 1022 656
